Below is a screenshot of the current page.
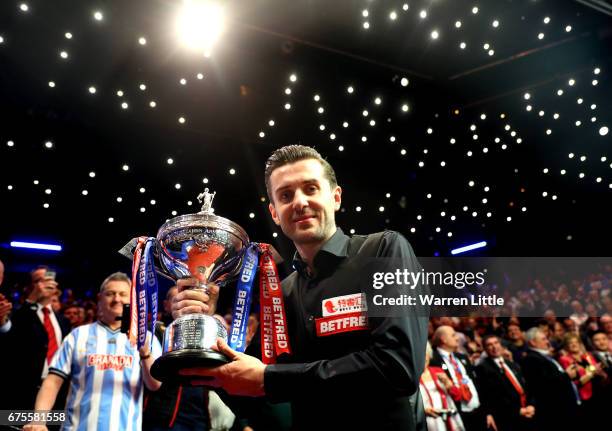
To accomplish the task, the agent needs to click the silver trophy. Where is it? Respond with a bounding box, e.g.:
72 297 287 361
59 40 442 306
150 189 249 382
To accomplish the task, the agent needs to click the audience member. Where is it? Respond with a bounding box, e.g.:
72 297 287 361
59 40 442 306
430 325 492 431
558 333 606 428
504 323 528 362
0 266 71 410
62 304 85 329
24 272 161 431
477 335 535 431
520 327 578 430
420 342 465 431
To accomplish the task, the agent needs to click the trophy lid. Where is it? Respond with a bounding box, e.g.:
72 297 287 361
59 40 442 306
157 188 249 245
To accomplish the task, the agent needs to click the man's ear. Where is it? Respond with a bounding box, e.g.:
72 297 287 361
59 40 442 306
268 203 281 225
333 186 342 211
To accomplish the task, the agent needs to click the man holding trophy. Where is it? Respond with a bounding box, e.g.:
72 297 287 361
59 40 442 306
168 145 429 430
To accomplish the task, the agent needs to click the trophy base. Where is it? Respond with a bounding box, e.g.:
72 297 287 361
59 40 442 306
151 349 230 384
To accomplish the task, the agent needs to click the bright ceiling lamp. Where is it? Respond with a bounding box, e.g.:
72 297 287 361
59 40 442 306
177 0 225 55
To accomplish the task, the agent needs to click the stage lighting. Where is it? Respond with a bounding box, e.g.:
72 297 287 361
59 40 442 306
177 0 225 54
10 241 62 252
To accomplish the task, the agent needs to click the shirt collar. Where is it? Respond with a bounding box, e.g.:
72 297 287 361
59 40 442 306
437 348 453 359
97 320 121 334
292 228 350 278
530 347 552 357
36 303 52 312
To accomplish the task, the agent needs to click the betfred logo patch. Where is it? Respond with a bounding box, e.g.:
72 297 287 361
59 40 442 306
316 312 368 336
322 293 367 317
87 354 134 371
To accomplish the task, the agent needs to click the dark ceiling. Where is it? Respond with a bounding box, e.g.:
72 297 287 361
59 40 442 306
0 0 611 292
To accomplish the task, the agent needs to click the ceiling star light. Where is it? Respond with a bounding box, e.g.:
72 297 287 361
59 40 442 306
177 0 225 54
19 3 29 12
93 11 103 21
65 32 73 39
419 10 427 19
139 37 147 45
431 30 439 40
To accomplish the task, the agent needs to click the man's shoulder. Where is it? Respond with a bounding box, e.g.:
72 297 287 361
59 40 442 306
348 229 413 257
476 356 497 373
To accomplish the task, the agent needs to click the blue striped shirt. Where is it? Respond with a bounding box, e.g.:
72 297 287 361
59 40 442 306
49 321 161 431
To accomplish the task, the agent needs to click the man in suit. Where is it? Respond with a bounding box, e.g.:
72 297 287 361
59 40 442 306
430 325 493 431
0 266 71 410
519 327 578 431
477 334 535 431
591 330 612 371
589 331 611 411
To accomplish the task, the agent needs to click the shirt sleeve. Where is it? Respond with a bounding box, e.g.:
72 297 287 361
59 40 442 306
264 230 429 402
49 329 76 379
0 319 11 333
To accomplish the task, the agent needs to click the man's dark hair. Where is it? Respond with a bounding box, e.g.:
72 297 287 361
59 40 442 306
264 145 337 202
30 265 50 282
482 334 500 346
590 330 607 340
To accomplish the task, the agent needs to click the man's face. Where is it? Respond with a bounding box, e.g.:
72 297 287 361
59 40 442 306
98 281 130 324
484 336 503 358
592 333 609 351
268 159 341 247
602 316 612 334
64 307 80 324
441 327 459 351
50 294 61 313
530 331 550 350
507 325 523 341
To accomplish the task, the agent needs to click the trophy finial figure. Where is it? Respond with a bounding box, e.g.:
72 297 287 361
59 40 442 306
197 188 216 214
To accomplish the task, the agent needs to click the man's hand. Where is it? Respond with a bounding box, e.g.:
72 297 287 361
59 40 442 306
565 364 578 379
486 414 498 431
424 407 439 418
0 293 12 324
436 373 453 390
520 405 535 418
181 338 265 397
172 278 219 318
